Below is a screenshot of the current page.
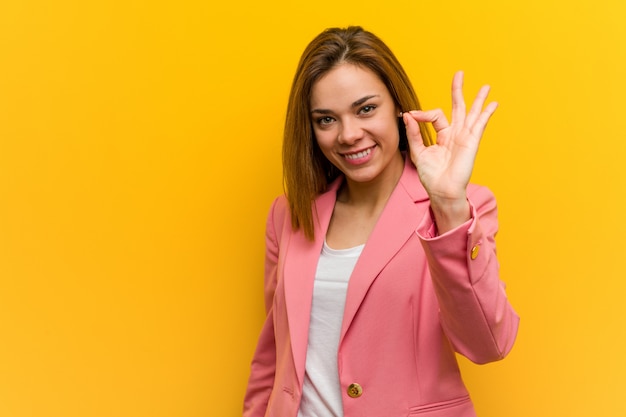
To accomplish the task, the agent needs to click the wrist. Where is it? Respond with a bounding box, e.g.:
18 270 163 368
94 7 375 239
429 197 471 235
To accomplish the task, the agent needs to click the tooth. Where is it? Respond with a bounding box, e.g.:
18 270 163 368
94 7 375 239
345 148 370 159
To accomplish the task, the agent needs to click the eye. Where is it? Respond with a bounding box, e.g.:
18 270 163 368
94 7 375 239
317 116 335 126
359 105 377 115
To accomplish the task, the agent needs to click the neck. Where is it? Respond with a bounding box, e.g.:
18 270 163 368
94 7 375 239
338 152 404 213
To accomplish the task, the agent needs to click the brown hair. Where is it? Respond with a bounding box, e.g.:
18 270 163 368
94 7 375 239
283 26 432 240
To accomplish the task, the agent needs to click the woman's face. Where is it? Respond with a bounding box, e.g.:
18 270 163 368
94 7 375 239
310 63 403 187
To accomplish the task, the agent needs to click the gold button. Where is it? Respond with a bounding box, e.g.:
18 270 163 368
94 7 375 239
347 383 363 398
470 245 480 260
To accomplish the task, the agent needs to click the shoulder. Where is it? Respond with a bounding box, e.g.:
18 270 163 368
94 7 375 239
467 182 494 196
398 156 430 202
466 183 497 213
267 195 290 232
270 194 289 217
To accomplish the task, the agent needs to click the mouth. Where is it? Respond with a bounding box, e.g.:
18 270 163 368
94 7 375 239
342 146 374 160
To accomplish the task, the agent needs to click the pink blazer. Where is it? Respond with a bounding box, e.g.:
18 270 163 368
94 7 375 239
243 157 519 417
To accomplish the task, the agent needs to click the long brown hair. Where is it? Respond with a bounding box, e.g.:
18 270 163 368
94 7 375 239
283 26 432 240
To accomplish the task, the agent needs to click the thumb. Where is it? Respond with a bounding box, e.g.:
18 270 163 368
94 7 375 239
403 112 426 154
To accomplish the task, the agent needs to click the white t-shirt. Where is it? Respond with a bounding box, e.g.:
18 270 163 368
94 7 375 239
297 240 364 417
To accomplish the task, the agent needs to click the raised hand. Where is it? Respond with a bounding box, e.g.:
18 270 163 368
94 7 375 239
402 71 498 233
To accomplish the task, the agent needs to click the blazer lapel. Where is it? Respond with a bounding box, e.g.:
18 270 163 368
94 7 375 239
282 179 341 387
282 157 429 385
340 157 429 341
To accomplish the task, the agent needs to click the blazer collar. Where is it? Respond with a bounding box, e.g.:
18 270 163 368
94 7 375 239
281 182 337 386
340 156 428 340
283 155 429 386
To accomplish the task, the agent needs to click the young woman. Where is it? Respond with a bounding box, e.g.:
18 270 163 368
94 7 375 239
243 26 519 417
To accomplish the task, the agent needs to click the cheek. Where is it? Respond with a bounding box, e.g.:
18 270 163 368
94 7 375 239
313 129 335 151
366 121 398 145
384 118 402 142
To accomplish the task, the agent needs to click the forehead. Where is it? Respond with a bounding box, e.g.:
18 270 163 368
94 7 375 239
310 63 390 109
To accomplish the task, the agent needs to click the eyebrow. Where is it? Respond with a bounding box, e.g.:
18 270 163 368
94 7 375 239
311 94 380 114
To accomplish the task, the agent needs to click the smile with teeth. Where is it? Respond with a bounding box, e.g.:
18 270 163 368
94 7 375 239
343 147 372 160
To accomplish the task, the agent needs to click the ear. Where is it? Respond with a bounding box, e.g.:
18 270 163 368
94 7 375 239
396 104 403 118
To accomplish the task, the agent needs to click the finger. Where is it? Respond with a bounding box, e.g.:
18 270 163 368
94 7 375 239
403 112 427 151
407 109 449 133
466 84 491 127
451 71 466 126
470 101 498 139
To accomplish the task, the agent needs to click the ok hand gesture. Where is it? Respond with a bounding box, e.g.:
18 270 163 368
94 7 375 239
403 71 498 234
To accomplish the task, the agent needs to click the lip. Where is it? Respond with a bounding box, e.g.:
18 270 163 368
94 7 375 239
340 145 376 165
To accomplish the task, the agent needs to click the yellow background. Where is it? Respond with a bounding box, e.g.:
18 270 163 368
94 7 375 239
1 0 625 416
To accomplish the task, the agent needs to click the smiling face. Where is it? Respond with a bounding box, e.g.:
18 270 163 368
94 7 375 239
310 63 404 188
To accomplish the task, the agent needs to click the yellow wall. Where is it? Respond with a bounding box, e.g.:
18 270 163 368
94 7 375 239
1 0 624 416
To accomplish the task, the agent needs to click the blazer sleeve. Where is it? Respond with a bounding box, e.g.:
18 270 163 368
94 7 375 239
243 197 285 417
416 185 520 364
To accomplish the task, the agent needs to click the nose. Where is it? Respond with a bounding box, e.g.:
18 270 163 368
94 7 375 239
338 118 364 145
